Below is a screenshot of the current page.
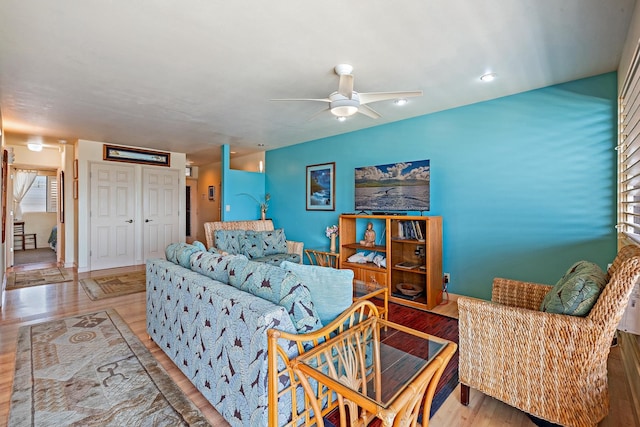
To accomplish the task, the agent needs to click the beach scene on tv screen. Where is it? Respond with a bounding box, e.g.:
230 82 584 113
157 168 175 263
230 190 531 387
355 159 430 211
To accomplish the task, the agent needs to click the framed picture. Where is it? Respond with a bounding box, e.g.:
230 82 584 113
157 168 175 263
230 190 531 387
306 162 335 211
59 171 65 223
208 185 215 201
73 159 78 179
1 150 7 243
103 144 171 167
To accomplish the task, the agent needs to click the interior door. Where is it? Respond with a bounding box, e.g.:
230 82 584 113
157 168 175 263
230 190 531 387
143 168 179 260
90 163 136 270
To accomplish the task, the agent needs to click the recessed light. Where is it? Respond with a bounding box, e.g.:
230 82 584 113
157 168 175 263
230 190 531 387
336 116 347 122
394 98 408 106
480 72 497 82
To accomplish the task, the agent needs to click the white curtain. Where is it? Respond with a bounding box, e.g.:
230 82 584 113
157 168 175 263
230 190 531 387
13 169 38 220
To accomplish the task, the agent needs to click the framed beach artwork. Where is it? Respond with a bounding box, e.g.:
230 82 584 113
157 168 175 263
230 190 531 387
103 144 171 167
306 162 335 211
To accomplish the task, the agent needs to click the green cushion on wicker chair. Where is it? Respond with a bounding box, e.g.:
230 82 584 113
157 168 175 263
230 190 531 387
540 260 608 316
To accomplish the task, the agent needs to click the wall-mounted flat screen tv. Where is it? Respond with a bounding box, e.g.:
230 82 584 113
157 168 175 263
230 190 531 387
355 159 430 212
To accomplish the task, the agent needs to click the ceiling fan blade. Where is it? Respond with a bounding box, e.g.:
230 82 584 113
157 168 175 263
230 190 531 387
338 74 354 99
306 106 331 122
270 98 331 103
359 91 422 105
358 104 381 119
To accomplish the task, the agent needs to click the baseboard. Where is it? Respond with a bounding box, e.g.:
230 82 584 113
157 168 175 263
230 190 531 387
620 331 640 426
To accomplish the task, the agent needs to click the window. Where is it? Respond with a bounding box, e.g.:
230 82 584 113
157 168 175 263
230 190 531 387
21 175 58 213
619 42 640 242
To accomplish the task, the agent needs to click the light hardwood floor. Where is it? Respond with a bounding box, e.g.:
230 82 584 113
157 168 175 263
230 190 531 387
0 263 636 426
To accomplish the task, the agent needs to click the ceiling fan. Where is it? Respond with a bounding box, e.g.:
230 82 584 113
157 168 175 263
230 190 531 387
272 64 423 119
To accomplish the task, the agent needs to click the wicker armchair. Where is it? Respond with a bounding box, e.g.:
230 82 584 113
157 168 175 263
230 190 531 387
458 245 640 427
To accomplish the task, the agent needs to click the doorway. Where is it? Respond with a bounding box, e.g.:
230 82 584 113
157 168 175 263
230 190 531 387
10 169 60 268
186 185 191 237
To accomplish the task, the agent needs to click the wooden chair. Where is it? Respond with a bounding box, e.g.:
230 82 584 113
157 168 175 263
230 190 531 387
457 245 640 427
13 221 37 250
267 300 380 427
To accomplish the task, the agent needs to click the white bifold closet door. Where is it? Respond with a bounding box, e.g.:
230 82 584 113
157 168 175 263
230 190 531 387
90 163 179 270
142 167 179 261
90 163 136 270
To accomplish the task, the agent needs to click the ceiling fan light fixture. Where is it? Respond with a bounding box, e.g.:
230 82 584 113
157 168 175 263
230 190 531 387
480 72 497 82
394 98 408 106
331 105 358 116
27 142 43 152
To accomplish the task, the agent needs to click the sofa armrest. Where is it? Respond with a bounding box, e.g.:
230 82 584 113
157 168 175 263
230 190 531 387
286 240 304 262
491 277 552 310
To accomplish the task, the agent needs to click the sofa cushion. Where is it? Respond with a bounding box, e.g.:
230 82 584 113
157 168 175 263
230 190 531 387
215 230 246 254
176 244 204 268
280 261 354 325
190 251 248 283
228 258 323 334
239 230 288 260
191 240 207 252
254 253 301 266
540 261 608 316
262 229 287 256
240 231 265 259
165 242 181 263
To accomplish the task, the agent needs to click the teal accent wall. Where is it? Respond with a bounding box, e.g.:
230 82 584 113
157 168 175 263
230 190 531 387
221 144 267 221
265 73 617 300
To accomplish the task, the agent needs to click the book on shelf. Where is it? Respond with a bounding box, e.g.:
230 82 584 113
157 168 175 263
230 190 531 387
395 220 426 241
395 261 420 269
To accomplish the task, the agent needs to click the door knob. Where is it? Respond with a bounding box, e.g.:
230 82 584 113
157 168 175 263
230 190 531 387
125 219 133 223
145 219 153 223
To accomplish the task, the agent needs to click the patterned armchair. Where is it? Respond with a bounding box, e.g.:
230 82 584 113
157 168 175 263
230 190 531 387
458 245 640 427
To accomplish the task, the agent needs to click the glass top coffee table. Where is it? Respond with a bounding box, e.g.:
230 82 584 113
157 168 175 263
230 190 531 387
353 279 388 320
291 316 457 427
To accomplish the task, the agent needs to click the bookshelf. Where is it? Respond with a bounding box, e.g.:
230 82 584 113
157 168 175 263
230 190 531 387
338 214 443 310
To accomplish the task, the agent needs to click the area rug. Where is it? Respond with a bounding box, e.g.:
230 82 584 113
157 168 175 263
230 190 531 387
324 302 459 425
8 309 209 427
80 271 146 300
6 267 74 290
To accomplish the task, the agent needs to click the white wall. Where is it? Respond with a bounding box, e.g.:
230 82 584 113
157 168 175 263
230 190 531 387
619 1 640 91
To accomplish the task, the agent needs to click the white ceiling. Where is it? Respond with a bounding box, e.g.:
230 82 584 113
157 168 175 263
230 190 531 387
0 0 635 165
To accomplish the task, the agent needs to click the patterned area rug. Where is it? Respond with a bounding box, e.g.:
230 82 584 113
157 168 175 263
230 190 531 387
8 309 209 427
80 271 146 300
6 267 75 290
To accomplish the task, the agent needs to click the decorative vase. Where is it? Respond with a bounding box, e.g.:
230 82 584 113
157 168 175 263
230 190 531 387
261 209 266 221
330 233 337 253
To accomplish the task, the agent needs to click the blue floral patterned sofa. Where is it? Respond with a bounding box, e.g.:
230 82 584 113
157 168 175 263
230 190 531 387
146 242 356 427
204 220 303 266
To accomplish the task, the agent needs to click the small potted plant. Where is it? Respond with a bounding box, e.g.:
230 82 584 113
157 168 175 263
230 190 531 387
240 193 271 220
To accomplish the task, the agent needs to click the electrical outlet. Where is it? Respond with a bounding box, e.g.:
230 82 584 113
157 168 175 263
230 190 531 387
443 273 450 284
